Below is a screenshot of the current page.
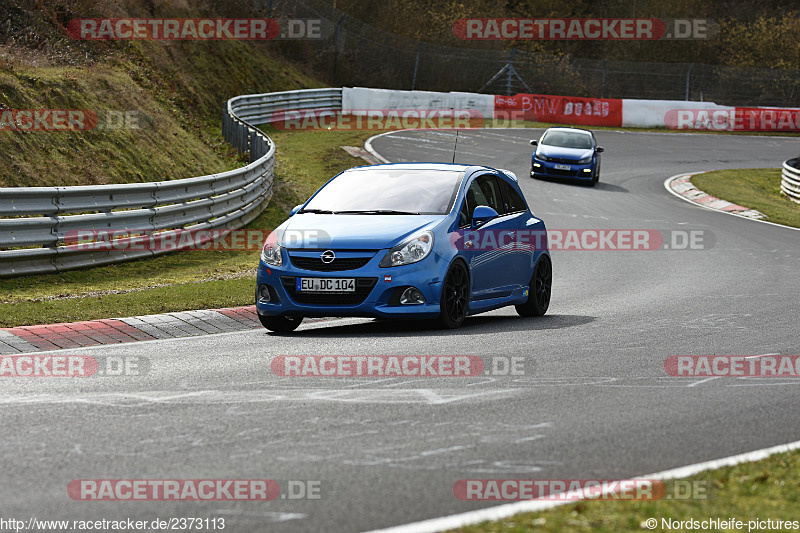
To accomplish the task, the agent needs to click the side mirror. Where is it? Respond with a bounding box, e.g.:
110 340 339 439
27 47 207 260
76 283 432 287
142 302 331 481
595 146 604 153
472 205 499 228
530 140 538 146
289 204 303 216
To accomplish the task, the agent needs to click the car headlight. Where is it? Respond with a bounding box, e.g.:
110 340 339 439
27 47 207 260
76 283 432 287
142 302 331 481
379 231 434 267
577 156 593 164
260 242 283 266
535 151 550 162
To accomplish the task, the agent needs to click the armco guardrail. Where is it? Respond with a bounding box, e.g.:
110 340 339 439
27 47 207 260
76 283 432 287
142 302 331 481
0 88 343 278
781 159 800 204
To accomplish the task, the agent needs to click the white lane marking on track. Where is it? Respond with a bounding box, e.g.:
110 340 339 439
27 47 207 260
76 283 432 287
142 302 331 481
0 389 519 406
729 380 800 387
347 378 401 388
383 378 432 387
687 376 720 387
466 378 497 387
213 510 307 522
514 435 545 443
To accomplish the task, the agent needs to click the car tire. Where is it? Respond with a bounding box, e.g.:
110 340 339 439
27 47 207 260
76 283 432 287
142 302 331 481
438 261 469 329
516 255 552 317
592 163 600 185
258 314 303 333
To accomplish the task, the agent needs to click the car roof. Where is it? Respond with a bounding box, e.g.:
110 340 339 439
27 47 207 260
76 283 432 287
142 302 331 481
544 127 593 135
343 163 522 189
346 162 474 172
345 162 514 180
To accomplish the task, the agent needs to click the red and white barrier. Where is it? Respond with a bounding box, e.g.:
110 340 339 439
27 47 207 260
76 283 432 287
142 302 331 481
342 87 800 132
494 93 622 126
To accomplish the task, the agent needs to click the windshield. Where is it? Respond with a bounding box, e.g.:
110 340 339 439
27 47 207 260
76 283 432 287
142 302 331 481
541 131 593 149
301 169 463 215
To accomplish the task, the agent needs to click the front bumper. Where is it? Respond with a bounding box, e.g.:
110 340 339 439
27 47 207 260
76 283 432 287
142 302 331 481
531 159 595 180
255 253 449 319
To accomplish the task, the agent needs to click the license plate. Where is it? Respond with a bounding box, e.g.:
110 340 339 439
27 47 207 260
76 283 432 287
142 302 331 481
296 278 356 292
554 164 572 170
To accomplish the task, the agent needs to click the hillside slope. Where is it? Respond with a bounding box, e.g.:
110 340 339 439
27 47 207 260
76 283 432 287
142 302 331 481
0 0 322 187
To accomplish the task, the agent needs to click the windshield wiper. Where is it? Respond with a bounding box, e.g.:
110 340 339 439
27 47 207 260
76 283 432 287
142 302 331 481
334 209 421 215
298 208 335 214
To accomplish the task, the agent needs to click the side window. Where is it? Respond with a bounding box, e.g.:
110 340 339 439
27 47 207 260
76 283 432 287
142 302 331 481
498 178 527 214
466 175 504 215
458 200 470 228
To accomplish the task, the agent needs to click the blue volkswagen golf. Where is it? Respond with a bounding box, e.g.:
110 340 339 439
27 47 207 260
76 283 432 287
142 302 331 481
530 127 603 186
255 163 551 332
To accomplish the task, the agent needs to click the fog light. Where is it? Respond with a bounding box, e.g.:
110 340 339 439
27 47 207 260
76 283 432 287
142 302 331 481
400 287 425 305
582 168 592 172
533 163 541 168
258 284 271 302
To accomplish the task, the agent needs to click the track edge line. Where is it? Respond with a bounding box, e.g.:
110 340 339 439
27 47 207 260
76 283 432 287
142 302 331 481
663 172 800 231
364 438 800 533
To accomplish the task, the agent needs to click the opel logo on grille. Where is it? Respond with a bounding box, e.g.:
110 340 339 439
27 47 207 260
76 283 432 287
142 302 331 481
320 250 336 264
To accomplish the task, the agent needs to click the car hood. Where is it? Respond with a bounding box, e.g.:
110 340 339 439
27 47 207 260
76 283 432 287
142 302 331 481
277 213 445 249
537 145 593 161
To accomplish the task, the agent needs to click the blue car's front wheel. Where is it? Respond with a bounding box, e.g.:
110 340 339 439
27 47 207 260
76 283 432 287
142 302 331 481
590 161 600 186
438 261 469 329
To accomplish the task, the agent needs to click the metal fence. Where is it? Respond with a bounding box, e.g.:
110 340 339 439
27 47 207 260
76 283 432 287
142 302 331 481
266 0 800 107
0 88 343 278
781 159 800 204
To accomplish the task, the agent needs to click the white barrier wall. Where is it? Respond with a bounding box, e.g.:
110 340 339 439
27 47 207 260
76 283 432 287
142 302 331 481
342 87 495 117
621 99 723 128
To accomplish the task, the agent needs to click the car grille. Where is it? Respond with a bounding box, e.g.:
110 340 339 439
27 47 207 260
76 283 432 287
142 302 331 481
547 156 579 164
289 255 372 272
281 276 378 305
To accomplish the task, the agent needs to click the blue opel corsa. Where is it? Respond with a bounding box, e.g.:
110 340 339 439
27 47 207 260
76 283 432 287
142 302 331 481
255 163 552 332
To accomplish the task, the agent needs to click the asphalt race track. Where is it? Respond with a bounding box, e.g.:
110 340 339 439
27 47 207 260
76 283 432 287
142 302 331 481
3 129 799 532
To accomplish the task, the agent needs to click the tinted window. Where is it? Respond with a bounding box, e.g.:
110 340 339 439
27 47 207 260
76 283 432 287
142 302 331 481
541 131 593 149
465 175 504 215
303 169 462 215
498 179 527 214
458 200 470 228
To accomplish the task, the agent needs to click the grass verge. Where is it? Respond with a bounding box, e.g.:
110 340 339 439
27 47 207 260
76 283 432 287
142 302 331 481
691 168 800 228
447 448 800 532
0 128 384 327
